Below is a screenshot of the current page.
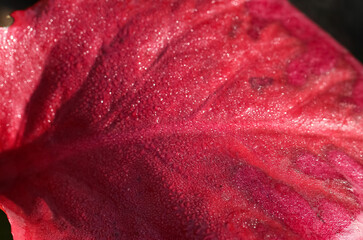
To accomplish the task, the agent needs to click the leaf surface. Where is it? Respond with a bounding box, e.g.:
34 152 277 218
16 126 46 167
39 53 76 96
0 0 363 239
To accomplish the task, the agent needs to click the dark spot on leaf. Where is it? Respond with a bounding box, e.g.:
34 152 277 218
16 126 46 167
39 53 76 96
247 17 268 40
249 77 273 91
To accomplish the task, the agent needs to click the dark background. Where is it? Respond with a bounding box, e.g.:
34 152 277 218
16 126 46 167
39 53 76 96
290 0 363 62
0 0 362 239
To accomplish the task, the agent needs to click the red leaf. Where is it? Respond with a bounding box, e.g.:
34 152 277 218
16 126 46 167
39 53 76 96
0 0 363 239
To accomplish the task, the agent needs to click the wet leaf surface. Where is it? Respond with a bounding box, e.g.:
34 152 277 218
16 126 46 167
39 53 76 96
0 0 362 239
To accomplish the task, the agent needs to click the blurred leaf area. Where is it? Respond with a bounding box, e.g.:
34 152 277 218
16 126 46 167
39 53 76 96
0 0 362 240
